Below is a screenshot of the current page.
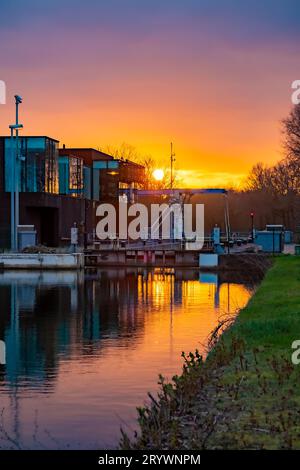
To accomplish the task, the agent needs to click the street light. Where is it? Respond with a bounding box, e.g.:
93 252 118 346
14 95 22 250
250 211 254 241
9 95 23 251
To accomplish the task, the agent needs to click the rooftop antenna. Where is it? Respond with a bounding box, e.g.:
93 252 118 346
170 142 176 190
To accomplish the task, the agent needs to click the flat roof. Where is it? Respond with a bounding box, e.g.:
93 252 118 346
59 147 114 160
61 147 113 155
0 135 59 142
115 159 144 169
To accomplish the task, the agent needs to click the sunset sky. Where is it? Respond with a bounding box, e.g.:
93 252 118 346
0 0 299 188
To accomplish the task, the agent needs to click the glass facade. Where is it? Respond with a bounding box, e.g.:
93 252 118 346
3 140 144 201
93 160 120 201
91 159 144 200
93 161 119 170
5 137 59 194
59 155 83 197
83 166 92 199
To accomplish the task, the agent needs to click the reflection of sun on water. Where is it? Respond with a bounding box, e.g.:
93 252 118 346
138 272 250 313
0 270 254 449
137 272 251 360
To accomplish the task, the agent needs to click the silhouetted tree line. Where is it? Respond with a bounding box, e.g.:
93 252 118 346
103 105 300 233
188 105 300 233
230 104 300 232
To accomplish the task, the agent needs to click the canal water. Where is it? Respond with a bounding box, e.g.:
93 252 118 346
0 269 255 449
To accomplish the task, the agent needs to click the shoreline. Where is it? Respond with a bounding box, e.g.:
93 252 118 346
0 252 271 271
121 256 300 450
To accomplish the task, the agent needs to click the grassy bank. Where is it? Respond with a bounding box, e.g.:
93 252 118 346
121 256 300 450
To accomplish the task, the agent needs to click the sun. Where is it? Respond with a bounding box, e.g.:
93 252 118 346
153 169 164 181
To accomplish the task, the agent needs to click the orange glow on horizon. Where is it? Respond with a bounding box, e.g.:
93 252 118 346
0 59 289 190
0 8 296 191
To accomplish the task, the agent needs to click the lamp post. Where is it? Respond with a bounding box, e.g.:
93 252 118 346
9 124 15 251
14 95 22 250
9 95 23 251
250 211 254 242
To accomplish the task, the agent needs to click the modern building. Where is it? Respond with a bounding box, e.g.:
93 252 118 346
58 153 84 198
2 136 59 194
0 137 144 249
59 147 144 202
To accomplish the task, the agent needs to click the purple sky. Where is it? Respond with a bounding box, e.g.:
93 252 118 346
0 0 299 186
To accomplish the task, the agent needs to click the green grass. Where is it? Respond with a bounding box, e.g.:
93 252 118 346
221 256 300 350
121 256 300 450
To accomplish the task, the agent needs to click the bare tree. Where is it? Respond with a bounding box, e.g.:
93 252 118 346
103 142 181 190
282 103 300 161
245 163 273 192
103 143 140 162
242 103 300 230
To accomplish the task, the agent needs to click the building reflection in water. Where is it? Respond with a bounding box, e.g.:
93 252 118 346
0 268 256 448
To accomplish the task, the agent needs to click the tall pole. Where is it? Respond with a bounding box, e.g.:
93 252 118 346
14 95 22 251
224 194 230 254
15 97 20 250
10 127 15 251
250 211 254 241
170 142 175 190
9 95 23 252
